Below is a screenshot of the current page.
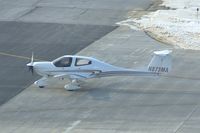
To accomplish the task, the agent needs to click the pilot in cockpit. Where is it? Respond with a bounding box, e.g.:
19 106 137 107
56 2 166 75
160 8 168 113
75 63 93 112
53 57 72 67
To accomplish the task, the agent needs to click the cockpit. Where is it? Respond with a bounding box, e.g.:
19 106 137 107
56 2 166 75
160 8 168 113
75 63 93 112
53 57 72 67
53 56 92 67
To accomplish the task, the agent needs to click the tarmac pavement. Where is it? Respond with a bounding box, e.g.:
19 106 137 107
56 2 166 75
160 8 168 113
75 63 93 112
0 0 153 105
1 26 200 133
2 0 200 133
0 21 116 105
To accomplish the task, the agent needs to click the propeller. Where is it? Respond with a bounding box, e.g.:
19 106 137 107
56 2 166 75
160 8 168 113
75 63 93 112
28 65 34 75
27 52 34 75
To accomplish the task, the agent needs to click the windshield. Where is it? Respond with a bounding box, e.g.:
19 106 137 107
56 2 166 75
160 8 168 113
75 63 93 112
53 57 72 67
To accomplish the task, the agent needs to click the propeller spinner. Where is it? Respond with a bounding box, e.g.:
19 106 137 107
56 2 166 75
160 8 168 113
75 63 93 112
27 52 34 75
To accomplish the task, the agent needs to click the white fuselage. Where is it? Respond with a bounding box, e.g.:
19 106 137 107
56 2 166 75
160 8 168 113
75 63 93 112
31 55 123 79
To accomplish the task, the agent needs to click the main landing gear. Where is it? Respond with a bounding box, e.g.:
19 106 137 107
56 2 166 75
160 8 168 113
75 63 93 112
64 80 81 91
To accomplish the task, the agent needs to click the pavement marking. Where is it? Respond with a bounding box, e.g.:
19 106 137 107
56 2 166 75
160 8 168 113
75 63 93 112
0 51 41 61
63 120 81 133
173 105 198 133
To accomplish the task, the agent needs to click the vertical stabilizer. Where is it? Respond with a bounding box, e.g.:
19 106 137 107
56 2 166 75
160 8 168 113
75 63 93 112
148 50 172 73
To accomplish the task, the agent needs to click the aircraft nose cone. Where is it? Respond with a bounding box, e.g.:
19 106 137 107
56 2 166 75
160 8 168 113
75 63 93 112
27 62 35 75
27 62 35 67
27 63 32 66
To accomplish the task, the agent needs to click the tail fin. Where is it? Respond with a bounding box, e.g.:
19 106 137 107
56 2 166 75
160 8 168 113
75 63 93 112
148 50 172 74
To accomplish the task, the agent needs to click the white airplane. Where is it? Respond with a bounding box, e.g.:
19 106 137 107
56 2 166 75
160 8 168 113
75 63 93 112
27 50 172 91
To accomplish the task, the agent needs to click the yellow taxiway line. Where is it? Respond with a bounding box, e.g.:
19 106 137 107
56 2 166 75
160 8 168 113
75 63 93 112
0 51 41 61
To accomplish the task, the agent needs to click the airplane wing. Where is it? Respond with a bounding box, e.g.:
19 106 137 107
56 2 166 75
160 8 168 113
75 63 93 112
54 73 88 80
53 69 157 79
53 69 102 80
93 70 158 78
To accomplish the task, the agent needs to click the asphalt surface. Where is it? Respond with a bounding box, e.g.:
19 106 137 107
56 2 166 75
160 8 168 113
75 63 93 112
2 0 195 133
0 21 116 105
0 0 153 25
0 0 153 106
2 27 200 133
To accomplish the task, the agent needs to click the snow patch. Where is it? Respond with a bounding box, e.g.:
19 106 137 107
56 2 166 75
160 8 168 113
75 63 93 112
118 0 200 50
162 0 200 9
